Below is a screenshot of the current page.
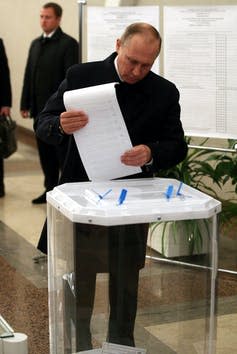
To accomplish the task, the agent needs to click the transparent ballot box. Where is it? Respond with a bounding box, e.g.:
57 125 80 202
47 178 221 354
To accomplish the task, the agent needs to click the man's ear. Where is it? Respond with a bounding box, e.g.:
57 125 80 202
116 39 121 52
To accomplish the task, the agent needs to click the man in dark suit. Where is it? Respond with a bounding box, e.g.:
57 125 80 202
35 23 188 350
20 2 78 204
0 38 12 197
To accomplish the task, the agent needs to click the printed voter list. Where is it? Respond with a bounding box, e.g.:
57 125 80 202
63 82 141 181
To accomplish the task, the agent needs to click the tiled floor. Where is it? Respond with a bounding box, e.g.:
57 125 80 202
1 142 46 246
0 142 48 354
0 141 237 354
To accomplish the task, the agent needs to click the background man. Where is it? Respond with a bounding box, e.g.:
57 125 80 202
0 38 12 197
35 23 188 350
20 2 78 204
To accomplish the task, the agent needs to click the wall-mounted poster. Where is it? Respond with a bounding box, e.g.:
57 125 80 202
164 6 237 139
87 6 159 74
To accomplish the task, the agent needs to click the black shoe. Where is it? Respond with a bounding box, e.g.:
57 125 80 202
32 254 47 263
32 192 47 204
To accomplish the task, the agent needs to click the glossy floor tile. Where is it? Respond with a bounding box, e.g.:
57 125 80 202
1 142 46 246
146 313 237 354
0 142 48 354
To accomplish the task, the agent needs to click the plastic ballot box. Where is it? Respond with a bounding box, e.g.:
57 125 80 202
47 178 221 354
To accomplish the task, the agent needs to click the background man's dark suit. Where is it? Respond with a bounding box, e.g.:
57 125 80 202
0 39 11 110
35 52 187 350
0 38 12 196
20 27 78 197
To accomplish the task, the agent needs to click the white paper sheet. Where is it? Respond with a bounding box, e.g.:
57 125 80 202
63 82 141 181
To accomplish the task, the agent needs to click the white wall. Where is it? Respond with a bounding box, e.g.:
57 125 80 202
1 0 235 132
0 0 79 130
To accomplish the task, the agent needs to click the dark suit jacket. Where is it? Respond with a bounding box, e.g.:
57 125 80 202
20 27 78 117
35 53 188 265
0 39 12 107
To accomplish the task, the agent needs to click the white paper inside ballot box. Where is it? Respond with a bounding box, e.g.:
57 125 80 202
102 341 146 353
77 342 146 353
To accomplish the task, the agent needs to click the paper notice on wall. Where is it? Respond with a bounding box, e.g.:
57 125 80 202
164 5 237 138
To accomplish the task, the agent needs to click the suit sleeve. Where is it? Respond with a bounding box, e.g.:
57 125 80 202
20 44 33 110
34 78 69 145
0 39 12 107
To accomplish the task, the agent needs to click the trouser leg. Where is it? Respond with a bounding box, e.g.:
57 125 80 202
107 224 143 347
0 158 4 196
108 267 139 347
36 136 60 191
75 272 96 351
0 158 4 189
74 224 107 351
37 219 47 254
106 224 148 347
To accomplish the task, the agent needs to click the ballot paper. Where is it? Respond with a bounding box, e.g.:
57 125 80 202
63 82 141 181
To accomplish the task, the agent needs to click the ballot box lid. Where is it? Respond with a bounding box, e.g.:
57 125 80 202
46 177 221 226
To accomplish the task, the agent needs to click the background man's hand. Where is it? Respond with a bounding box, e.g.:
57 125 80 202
0 106 11 116
20 110 30 118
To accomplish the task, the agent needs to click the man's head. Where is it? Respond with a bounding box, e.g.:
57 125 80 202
40 2 62 34
116 22 162 84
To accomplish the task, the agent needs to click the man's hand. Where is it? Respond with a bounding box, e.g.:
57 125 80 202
121 144 152 166
60 110 88 134
0 106 11 116
20 110 30 118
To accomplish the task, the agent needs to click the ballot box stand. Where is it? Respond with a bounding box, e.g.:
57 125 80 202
47 178 221 354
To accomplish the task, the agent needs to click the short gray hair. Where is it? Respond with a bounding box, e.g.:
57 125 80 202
120 22 162 49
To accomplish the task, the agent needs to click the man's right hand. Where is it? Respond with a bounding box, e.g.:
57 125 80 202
60 110 89 135
21 110 30 118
